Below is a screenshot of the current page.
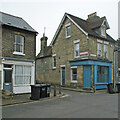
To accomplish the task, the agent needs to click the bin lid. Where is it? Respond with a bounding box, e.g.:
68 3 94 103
31 84 42 87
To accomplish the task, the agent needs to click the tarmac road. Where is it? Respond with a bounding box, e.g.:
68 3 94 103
2 90 118 118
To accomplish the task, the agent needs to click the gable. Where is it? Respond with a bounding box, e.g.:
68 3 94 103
50 13 115 46
50 13 88 46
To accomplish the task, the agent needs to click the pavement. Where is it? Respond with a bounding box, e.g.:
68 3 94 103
2 86 116 106
2 89 118 118
2 89 65 106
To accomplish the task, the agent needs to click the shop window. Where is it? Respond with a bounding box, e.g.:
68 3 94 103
15 65 31 85
97 66 108 83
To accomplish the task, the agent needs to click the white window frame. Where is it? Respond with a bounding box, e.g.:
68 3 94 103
97 42 102 57
13 35 25 55
14 65 32 86
104 44 108 59
74 40 80 58
71 66 77 83
52 54 56 69
65 23 71 38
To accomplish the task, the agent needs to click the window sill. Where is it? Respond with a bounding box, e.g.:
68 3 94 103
66 36 71 39
71 81 78 83
74 56 80 59
13 84 31 87
52 67 56 70
13 52 25 56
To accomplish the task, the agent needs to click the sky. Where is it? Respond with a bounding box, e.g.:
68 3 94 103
1 0 119 55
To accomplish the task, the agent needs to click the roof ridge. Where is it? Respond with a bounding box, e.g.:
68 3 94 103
66 13 88 23
0 11 22 19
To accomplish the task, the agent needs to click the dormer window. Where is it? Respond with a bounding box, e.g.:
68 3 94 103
101 25 106 37
65 23 71 38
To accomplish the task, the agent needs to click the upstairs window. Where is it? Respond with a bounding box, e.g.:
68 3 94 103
104 44 108 59
65 23 71 38
101 25 106 37
52 54 56 69
14 35 24 54
74 40 80 58
97 42 102 57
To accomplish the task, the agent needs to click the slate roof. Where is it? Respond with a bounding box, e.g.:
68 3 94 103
0 12 37 33
67 13 114 42
50 13 115 46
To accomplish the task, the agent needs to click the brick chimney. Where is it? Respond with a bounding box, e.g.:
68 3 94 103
88 12 97 19
87 12 100 21
40 33 48 56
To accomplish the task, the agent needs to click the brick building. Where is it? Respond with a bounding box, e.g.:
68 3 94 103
0 12 37 94
36 12 115 90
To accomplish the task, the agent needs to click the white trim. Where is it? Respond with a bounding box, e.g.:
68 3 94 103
50 14 66 46
52 54 56 57
65 23 71 38
67 15 88 36
13 52 25 56
97 39 103 43
60 65 66 67
71 66 77 69
71 67 78 83
90 54 96 57
104 41 109 45
50 13 88 46
52 54 56 69
65 23 71 27
74 40 80 44
1 64 4 89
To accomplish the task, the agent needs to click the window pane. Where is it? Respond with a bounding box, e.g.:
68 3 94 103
97 43 102 56
66 26 71 37
14 35 24 53
24 76 30 84
74 43 79 57
15 76 23 84
15 66 23 74
24 66 31 75
16 44 20 52
72 68 77 81
53 56 56 67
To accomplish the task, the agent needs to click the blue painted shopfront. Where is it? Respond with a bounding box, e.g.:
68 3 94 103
70 59 112 90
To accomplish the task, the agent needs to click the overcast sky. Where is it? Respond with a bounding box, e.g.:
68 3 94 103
1 0 119 55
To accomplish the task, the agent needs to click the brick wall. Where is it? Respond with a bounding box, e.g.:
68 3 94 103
36 17 115 87
2 26 36 60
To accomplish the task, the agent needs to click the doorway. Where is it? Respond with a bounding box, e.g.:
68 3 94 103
3 64 13 92
61 67 65 86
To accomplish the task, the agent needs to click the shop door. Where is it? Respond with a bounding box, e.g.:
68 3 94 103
83 66 91 88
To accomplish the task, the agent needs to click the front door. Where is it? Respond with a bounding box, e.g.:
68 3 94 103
61 67 65 86
83 66 91 88
3 65 13 92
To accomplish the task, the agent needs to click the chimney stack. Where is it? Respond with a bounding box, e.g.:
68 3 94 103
40 33 48 56
88 12 97 19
